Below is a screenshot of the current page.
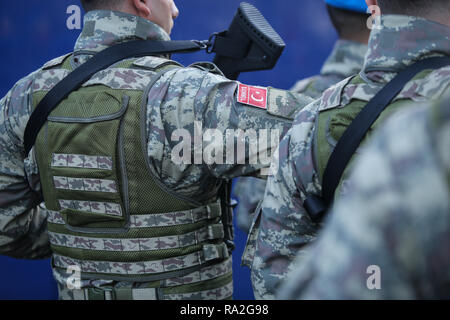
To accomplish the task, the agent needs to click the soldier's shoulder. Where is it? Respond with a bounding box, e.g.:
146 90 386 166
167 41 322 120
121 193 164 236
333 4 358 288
187 62 225 77
1 55 74 142
11 53 73 90
41 53 72 70
290 76 319 94
407 64 450 101
4 55 70 107
292 74 350 100
316 76 356 112
138 58 230 84
132 55 183 71
315 62 450 114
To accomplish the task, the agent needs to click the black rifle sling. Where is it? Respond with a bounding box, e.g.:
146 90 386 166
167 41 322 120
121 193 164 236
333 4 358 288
219 179 236 254
305 56 450 223
24 39 205 155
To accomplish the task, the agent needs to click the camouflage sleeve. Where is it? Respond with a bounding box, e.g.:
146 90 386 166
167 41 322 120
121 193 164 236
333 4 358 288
277 104 450 299
145 65 313 200
0 75 51 259
248 99 322 299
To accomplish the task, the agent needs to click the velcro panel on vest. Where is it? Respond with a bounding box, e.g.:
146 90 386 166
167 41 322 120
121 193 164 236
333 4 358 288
47 201 222 228
58 257 232 300
52 242 229 277
48 223 224 252
266 87 314 120
35 86 130 231
67 280 233 300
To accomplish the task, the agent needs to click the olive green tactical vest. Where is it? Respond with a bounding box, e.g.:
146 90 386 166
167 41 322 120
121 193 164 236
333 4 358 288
33 55 232 299
316 70 436 200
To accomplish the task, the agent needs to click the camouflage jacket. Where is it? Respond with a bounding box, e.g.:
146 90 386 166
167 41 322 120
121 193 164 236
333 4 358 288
233 40 367 233
278 92 450 299
0 10 311 299
245 15 450 299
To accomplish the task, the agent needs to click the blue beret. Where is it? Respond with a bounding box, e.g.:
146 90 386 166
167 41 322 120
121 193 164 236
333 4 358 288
325 0 368 13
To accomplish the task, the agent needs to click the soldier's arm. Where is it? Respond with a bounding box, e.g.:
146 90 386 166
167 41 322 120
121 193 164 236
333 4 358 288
249 100 321 299
144 64 312 196
0 76 51 259
194 66 313 178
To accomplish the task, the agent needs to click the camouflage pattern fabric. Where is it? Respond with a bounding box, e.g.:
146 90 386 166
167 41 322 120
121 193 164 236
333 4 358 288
244 15 450 299
232 177 267 233
290 39 368 100
233 40 367 233
0 10 312 299
278 92 450 299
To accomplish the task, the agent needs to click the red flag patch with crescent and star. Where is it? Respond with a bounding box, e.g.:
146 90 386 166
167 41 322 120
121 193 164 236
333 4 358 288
237 84 268 110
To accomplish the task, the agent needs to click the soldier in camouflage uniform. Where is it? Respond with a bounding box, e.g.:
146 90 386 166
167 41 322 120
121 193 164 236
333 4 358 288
244 0 450 299
278 92 450 299
232 0 370 234
0 0 311 300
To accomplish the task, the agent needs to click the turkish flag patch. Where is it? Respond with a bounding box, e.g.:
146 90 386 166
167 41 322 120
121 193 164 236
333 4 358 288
237 84 268 110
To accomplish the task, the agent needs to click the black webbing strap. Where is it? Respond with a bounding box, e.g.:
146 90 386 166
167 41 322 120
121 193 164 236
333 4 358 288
23 39 206 155
219 179 236 254
305 56 450 223
210 33 248 59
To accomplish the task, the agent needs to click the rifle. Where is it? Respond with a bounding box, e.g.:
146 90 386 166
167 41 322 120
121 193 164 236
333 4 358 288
210 2 286 80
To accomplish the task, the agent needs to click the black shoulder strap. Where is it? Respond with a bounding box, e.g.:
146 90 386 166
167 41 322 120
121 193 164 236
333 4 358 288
219 179 236 254
24 39 205 155
305 56 450 223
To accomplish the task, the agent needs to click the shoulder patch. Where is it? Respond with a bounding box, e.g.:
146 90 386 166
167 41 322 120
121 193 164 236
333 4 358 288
42 53 72 70
267 88 314 120
133 56 182 70
319 76 353 112
237 83 268 110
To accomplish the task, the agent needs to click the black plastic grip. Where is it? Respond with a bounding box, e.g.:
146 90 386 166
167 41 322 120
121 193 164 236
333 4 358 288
213 2 286 80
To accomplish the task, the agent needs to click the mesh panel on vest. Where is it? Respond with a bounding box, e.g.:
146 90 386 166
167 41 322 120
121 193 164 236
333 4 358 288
48 87 124 119
51 243 204 262
122 80 197 215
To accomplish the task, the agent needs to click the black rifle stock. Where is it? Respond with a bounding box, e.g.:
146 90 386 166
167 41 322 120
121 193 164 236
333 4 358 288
211 2 286 80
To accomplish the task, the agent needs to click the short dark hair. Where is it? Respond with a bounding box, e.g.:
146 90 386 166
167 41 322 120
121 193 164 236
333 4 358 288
80 0 124 12
326 5 369 39
377 0 448 15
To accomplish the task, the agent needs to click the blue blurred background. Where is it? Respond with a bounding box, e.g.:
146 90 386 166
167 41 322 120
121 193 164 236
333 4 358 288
0 0 337 300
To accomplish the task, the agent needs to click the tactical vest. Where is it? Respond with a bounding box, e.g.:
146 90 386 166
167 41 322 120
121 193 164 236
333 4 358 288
32 55 233 300
316 69 441 201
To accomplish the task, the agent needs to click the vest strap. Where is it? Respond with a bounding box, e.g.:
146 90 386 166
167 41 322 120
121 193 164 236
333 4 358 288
24 40 206 155
52 243 229 277
59 257 232 300
47 201 222 228
68 281 233 300
48 223 224 252
305 56 450 223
